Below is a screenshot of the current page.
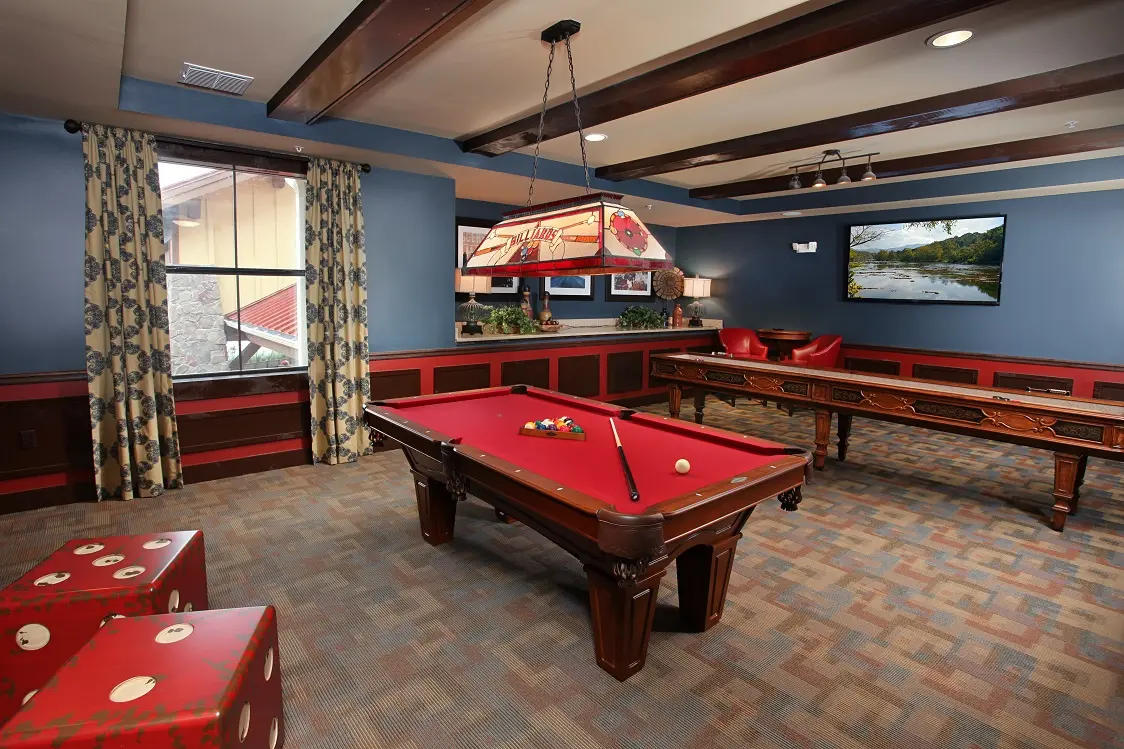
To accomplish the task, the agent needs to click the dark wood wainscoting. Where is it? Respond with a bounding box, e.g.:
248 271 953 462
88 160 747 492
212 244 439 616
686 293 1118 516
434 363 491 393
371 369 422 400
844 357 901 376
174 371 308 401
178 402 311 454
1093 381 1124 402
912 363 979 385
183 449 310 484
558 355 600 397
993 371 1074 395
501 358 550 389
607 351 644 394
0 396 91 481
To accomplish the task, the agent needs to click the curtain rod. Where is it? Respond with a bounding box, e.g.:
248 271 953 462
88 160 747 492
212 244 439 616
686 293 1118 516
63 119 372 173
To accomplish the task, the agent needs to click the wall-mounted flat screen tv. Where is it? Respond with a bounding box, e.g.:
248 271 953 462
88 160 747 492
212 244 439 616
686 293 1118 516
845 215 1006 305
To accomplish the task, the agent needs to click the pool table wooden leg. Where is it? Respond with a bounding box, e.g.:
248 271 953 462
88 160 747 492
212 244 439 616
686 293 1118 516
693 390 707 425
412 470 457 545
676 534 741 633
1051 452 1082 532
668 383 682 419
813 409 832 470
585 565 665 682
837 414 853 462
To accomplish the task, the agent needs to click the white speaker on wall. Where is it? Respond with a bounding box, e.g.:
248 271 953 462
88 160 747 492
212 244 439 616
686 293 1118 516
791 242 817 254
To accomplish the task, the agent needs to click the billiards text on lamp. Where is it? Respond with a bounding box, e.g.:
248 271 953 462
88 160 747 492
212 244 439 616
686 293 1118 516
460 19 673 279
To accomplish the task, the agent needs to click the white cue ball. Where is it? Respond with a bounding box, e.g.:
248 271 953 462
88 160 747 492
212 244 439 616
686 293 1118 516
675 459 691 474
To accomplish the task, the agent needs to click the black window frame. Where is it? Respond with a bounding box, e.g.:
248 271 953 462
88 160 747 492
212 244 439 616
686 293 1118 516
158 142 308 381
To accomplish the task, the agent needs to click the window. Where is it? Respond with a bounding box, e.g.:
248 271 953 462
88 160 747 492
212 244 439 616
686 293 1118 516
159 159 306 377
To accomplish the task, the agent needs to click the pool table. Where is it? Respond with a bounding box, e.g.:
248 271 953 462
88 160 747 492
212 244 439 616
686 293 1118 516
364 385 811 680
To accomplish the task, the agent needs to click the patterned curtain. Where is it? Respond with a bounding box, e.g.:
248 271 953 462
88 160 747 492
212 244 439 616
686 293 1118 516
305 158 371 464
82 124 182 500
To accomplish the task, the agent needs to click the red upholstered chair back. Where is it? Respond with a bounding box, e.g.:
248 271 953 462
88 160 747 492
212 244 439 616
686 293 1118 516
791 335 843 368
719 328 769 360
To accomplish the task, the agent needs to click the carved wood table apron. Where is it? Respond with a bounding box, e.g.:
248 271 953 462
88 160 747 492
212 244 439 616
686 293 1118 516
651 354 1124 532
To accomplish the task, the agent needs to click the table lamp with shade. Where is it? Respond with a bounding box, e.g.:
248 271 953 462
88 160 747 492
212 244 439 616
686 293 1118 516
455 270 492 335
682 274 712 327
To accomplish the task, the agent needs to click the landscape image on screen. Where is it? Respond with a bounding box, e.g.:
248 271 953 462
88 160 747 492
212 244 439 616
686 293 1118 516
846 216 1006 304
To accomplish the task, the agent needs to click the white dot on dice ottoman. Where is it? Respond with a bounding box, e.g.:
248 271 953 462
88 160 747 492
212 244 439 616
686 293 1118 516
168 589 180 612
100 614 125 627
155 623 194 644
16 624 50 651
143 538 173 549
74 543 105 555
269 717 279 749
22 690 37 705
264 647 274 681
113 565 146 580
93 554 125 567
109 676 156 703
238 703 251 742
34 572 70 586
184 602 194 612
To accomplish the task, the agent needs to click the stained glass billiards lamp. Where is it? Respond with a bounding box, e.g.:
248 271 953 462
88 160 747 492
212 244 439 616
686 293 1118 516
683 275 712 327
460 20 673 280
455 271 491 336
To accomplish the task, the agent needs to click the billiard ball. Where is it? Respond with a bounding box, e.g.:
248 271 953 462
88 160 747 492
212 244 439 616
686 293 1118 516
675 459 691 474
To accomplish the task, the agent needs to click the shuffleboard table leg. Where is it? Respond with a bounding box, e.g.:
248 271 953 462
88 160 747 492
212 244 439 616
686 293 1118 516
813 409 832 470
1073 455 1089 513
585 565 665 682
668 383 682 419
677 534 741 633
837 414 853 462
693 390 707 425
1051 452 1082 532
412 470 457 545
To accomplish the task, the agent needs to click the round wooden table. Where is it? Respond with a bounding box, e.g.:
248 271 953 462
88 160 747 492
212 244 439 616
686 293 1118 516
756 328 812 360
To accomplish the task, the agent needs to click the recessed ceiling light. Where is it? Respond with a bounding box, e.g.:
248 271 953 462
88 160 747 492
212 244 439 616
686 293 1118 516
584 133 608 142
1065 120 1079 129
926 29 973 48
783 211 803 217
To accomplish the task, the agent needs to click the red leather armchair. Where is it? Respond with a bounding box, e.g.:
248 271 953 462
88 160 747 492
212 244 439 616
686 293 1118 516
791 335 843 368
719 328 769 360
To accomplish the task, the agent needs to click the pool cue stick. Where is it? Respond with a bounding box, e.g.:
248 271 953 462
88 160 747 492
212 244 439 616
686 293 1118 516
609 418 640 503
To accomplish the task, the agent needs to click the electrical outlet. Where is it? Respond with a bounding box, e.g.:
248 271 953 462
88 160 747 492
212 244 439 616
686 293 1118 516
19 430 37 449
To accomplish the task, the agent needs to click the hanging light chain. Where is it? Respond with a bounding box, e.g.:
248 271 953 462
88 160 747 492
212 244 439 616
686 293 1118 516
527 41 557 205
564 35 591 194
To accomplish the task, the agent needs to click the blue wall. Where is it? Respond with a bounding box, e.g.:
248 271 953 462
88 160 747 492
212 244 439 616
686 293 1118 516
677 190 1124 363
454 198 679 321
366 170 457 351
0 114 85 374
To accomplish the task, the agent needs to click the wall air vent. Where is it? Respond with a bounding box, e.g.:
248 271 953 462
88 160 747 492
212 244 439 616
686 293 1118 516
178 63 254 97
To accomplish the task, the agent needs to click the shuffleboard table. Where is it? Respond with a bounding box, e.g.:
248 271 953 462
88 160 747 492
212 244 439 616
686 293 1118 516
364 385 811 680
650 353 1124 532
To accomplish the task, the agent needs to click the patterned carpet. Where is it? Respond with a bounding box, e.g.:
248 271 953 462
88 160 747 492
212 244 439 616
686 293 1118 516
2 397 1121 749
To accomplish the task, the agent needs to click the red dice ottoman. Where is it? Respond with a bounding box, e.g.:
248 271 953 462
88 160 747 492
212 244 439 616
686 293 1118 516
0 607 283 747
0 531 207 725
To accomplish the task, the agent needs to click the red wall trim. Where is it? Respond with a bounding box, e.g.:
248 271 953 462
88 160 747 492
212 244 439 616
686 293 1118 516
840 345 1124 399
0 380 87 402
0 470 92 496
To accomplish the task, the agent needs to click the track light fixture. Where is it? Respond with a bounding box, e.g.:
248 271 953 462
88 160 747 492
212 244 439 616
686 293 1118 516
788 149 879 190
861 155 877 181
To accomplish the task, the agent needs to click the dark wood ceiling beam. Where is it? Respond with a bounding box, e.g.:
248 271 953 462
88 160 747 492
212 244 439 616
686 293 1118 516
268 0 498 124
688 125 1124 200
457 0 1009 156
599 55 1124 181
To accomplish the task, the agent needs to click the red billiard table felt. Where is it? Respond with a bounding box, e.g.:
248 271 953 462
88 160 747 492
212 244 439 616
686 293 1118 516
386 391 790 512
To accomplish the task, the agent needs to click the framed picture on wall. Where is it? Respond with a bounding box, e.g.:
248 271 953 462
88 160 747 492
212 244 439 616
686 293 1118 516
541 275 594 300
455 217 518 295
607 271 654 300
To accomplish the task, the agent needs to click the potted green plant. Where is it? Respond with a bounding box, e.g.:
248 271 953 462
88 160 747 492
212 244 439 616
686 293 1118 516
487 305 540 335
617 305 664 330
